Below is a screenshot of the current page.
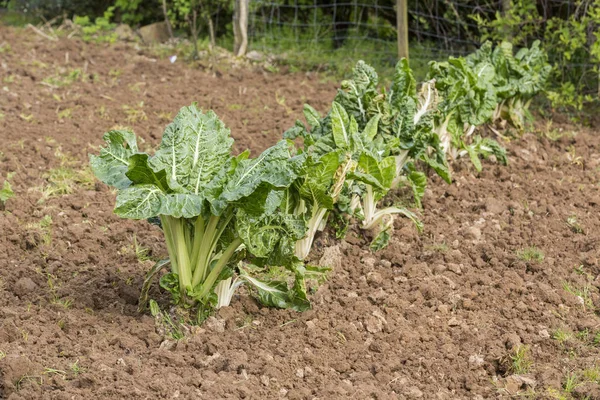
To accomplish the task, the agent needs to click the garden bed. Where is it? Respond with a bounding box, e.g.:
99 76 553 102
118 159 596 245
1 27 600 399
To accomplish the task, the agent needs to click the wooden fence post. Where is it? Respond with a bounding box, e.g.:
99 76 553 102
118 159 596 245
234 0 249 56
396 0 408 60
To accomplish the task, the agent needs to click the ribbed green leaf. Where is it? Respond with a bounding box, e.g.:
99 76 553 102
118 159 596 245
303 104 321 130
298 151 341 210
243 274 310 312
150 105 233 193
90 129 139 189
160 193 203 218
114 185 164 219
126 153 170 191
330 102 350 149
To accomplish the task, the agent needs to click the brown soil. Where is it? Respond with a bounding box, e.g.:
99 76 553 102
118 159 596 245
1 26 600 400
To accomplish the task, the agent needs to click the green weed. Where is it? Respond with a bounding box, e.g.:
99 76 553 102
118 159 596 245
517 246 545 262
507 345 533 375
123 102 148 123
563 282 595 310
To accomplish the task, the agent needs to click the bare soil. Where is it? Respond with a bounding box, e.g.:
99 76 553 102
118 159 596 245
1 27 600 400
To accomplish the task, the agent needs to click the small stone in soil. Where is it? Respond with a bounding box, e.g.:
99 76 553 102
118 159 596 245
437 304 450 314
305 320 316 329
463 226 482 241
204 317 225 333
485 197 505 214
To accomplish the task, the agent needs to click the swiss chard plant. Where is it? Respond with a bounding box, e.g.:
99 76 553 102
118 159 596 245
284 102 359 260
331 60 450 249
427 56 508 171
90 104 314 317
467 40 551 131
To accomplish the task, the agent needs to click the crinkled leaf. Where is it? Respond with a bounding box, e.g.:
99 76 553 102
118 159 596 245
90 129 139 189
236 208 306 261
370 227 391 251
208 140 302 215
390 58 416 108
150 105 233 194
159 272 181 304
303 104 321 130
160 193 204 218
114 184 164 219
330 102 350 149
407 169 426 208
126 153 171 191
298 151 342 210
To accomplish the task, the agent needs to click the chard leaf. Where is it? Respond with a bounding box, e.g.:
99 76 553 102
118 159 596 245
159 272 181 304
210 140 302 215
243 274 310 312
237 208 306 260
283 120 307 140
90 129 139 189
467 137 508 170
364 114 380 141
303 104 321 130
370 228 391 251
150 105 233 194
335 61 379 126
423 154 452 184
298 151 342 210
330 102 350 149
407 169 427 208
114 184 164 219
351 152 395 194
126 153 171 191
160 193 204 219
390 58 416 107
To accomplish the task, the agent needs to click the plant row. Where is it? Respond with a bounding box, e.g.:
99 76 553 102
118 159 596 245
90 40 550 322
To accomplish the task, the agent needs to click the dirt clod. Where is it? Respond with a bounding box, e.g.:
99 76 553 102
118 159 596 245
12 277 38 298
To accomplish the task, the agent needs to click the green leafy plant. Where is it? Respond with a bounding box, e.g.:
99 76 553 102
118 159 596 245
283 103 357 260
506 344 533 375
328 61 448 248
427 56 507 170
472 0 600 113
466 40 551 131
91 104 313 318
73 6 118 43
0 172 15 210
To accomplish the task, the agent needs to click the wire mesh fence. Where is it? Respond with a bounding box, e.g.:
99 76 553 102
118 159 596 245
245 0 599 99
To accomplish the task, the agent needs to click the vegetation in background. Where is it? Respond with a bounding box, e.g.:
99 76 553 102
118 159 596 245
473 0 600 113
